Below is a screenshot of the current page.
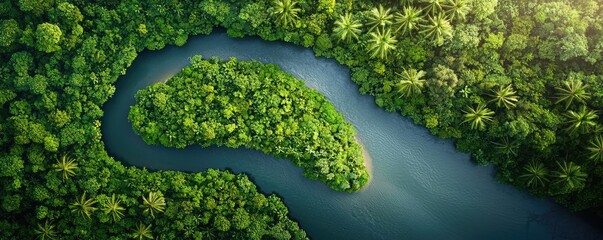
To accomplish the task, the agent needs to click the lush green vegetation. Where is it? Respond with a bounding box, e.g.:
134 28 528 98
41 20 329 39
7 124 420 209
2 0 603 238
129 56 369 192
1 0 315 238
327 0 603 214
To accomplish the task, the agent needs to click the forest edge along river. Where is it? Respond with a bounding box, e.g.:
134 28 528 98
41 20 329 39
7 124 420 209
101 32 603 239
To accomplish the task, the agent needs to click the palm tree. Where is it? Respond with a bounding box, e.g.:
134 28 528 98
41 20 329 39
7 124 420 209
333 13 362 43
173 3 184 17
155 4 166 15
396 68 427 97
489 85 519 109
367 28 397 60
422 0 445 15
443 0 471 22
366 5 393 32
166 130 175 143
142 191 166 219
552 161 587 192
492 137 519 156
132 223 153 240
102 194 126 222
463 103 495 130
394 6 424 36
70 192 98 219
271 0 300 28
459 85 472 98
555 78 590 109
53 154 78 180
586 135 603 162
564 106 598 134
34 220 57 240
420 13 453 46
520 161 549 188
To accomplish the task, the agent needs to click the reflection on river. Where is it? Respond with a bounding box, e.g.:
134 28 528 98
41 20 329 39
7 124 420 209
101 32 602 239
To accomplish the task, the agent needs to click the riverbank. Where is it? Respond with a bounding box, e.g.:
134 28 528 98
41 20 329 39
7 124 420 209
355 135 373 188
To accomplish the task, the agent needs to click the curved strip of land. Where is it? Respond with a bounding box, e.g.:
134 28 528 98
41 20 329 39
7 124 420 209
129 56 370 192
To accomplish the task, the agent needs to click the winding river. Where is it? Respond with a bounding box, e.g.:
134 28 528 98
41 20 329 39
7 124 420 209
101 32 602 239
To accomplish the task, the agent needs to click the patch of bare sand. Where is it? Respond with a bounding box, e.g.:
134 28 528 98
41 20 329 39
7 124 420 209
355 136 373 190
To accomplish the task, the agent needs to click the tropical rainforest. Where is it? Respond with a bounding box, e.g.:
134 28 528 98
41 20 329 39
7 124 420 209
1 0 603 239
129 56 369 192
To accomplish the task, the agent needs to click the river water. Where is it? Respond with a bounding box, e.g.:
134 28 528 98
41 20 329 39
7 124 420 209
101 32 602 239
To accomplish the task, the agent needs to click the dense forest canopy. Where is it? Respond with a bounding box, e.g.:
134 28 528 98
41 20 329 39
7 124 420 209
129 56 369 192
2 0 603 238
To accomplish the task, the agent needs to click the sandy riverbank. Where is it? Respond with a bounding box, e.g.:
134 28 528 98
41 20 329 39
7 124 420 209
355 135 373 189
